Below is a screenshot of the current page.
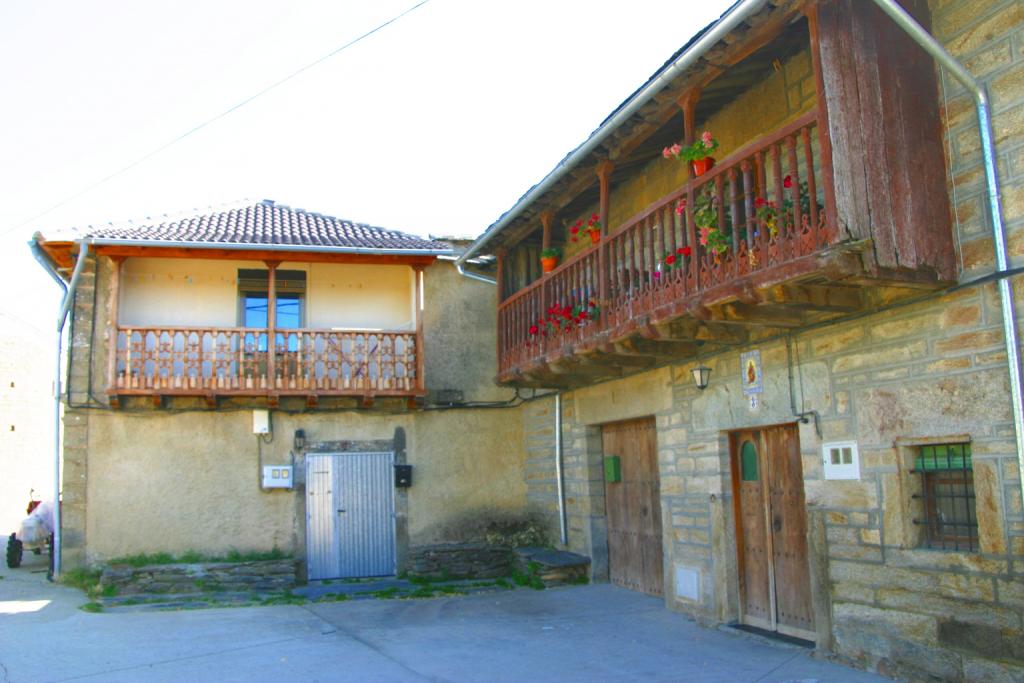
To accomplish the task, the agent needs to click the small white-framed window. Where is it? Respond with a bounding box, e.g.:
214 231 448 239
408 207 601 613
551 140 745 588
822 440 860 480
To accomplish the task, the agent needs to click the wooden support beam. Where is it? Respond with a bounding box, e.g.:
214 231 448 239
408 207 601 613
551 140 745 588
93 245 437 267
714 302 809 328
759 283 865 312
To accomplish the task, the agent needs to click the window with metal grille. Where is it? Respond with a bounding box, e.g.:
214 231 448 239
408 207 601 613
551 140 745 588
912 443 977 552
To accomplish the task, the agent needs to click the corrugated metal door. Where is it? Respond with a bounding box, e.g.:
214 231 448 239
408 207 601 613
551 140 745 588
306 452 396 580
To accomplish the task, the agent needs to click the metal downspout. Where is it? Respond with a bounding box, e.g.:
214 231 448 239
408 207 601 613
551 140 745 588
50 242 91 578
870 0 1024 523
456 0 770 266
455 261 496 285
555 392 568 546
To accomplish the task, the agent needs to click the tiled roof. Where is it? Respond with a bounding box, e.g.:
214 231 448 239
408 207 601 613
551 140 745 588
83 200 451 253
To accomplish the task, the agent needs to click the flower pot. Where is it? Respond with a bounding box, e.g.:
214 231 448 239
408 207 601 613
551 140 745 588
691 157 715 176
541 256 559 273
589 231 601 245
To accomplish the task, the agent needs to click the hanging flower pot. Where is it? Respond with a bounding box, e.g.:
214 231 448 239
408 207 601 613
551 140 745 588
540 247 562 273
589 230 601 245
691 157 715 176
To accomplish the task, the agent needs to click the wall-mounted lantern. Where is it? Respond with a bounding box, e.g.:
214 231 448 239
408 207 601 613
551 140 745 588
691 364 712 390
293 429 306 450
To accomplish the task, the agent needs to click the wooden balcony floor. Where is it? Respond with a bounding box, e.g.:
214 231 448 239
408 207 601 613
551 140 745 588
498 239 947 389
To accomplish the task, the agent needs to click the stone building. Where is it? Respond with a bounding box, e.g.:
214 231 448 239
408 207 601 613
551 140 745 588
458 0 1024 680
31 200 534 578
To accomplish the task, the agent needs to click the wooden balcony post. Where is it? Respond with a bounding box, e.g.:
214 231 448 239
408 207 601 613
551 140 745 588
678 88 701 181
540 210 554 251
414 266 425 393
106 256 124 392
265 260 279 389
597 159 614 319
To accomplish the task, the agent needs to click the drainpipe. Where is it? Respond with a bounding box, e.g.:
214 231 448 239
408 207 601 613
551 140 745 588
32 240 91 578
554 392 568 546
455 261 496 285
870 0 1024 523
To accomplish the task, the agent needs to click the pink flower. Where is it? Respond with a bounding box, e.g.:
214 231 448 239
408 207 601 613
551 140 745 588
783 175 793 189
652 271 661 279
701 131 713 147
699 227 711 246
529 324 539 335
675 197 687 215
662 146 673 159
671 143 682 156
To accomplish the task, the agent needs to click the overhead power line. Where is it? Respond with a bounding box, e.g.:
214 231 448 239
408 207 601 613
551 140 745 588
5 0 431 238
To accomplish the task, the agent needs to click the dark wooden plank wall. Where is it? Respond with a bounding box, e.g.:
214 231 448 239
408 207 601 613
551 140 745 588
812 0 954 280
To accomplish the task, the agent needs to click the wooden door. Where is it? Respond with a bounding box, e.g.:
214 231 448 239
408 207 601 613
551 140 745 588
731 424 814 640
603 417 663 597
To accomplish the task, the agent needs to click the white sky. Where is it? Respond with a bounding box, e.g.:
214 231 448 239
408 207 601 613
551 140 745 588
0 0 733 331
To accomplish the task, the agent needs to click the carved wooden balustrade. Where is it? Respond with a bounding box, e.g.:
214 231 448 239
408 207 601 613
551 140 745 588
498 110 837 378
110 326 422 398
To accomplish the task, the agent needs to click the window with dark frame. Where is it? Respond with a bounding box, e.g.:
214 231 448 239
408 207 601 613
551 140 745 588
912 443 977 552
237 269 307 351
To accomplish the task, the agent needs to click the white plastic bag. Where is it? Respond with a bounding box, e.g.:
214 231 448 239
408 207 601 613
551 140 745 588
17 501 54 543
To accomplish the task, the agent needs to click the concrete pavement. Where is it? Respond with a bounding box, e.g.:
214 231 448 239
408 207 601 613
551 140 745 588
1 553 885 683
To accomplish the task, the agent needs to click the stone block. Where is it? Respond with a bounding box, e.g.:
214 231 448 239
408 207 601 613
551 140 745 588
961 657 1024 683
808 326 865 357
876 588 1018 629
859 528 881 545
828 544 883 562
885 548 1008 574
832 341 926 374
829 561 936 592
833 602 939 645
938 574 996 602
805 480 878 509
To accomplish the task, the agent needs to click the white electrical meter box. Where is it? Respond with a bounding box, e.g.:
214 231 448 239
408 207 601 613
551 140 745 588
262 465 293 489
252 409 270 435
823 441 861 480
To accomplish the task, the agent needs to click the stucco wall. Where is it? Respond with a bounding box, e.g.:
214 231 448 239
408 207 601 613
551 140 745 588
83 405 526 563
119 257 415 330
421 260 510 402
69 253 521 566
0 320 54 534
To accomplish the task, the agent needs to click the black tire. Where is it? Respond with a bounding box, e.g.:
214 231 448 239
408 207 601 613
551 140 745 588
6 533 23 568
47 534 54 581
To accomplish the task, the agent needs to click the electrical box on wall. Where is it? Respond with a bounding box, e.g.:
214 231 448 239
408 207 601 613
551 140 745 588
604 456 621 483
395 464 413 488
823 441 860 480
262 465 293 489
253 410 270 435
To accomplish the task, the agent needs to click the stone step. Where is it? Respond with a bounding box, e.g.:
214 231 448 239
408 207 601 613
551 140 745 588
514 547 590 587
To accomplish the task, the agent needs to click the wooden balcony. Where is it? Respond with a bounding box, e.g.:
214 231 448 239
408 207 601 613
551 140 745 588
109 326 423 406
497 109 949 388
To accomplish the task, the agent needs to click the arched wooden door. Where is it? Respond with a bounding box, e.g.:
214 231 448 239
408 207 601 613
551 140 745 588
730 424 814 641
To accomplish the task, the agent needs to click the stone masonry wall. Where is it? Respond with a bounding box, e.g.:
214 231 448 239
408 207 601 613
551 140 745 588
519 2 1024 680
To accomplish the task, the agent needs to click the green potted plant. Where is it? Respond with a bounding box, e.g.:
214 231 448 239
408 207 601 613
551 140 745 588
663 130 720 176
540 246 562 273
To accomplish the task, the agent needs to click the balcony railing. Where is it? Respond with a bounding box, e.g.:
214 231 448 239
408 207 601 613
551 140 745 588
110 326 422 397
498 110 836 377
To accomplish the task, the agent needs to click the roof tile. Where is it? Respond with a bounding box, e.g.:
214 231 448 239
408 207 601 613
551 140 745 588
84 200 450 253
